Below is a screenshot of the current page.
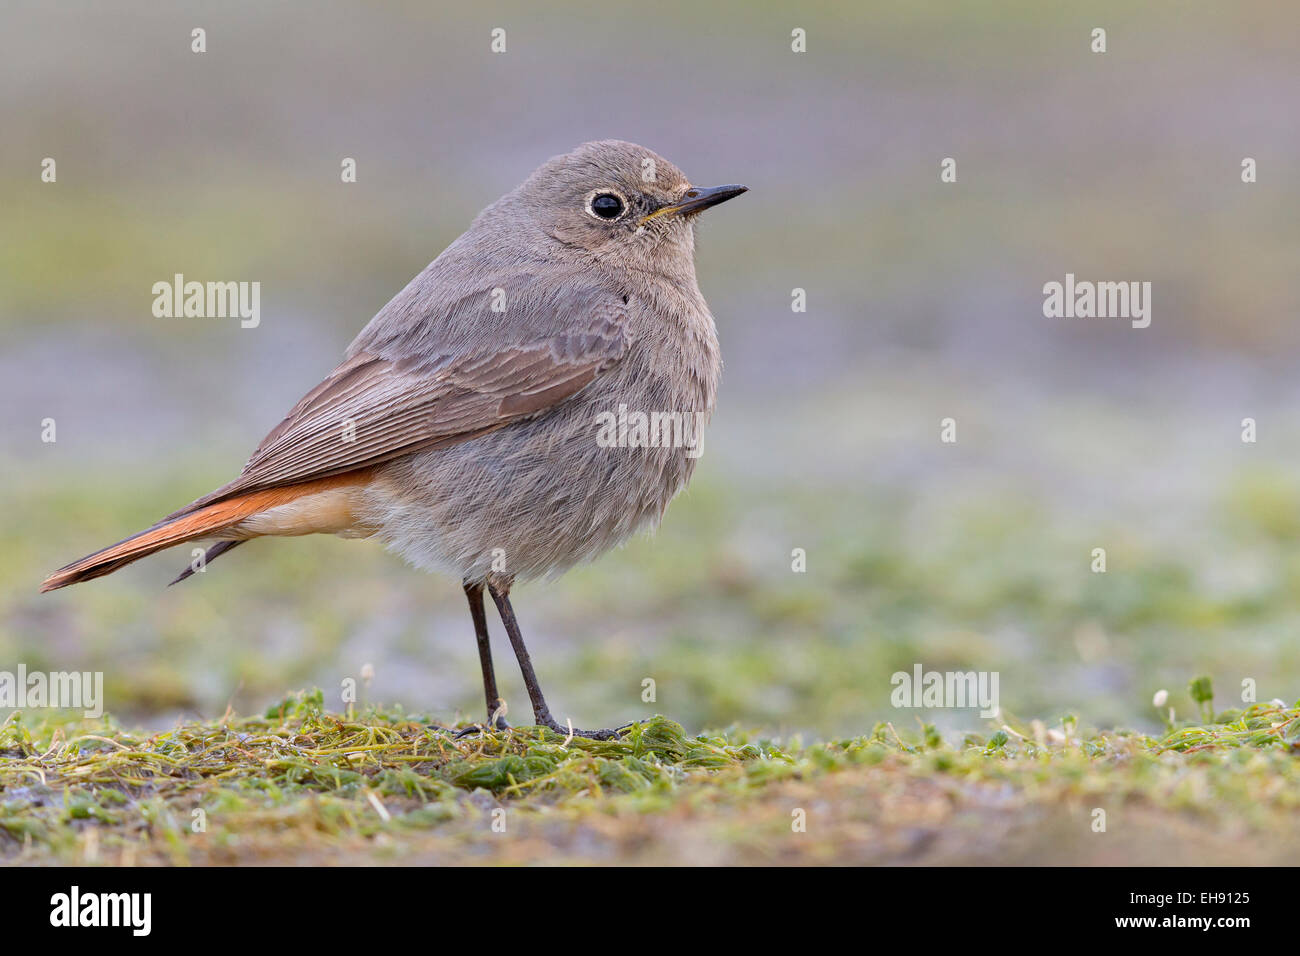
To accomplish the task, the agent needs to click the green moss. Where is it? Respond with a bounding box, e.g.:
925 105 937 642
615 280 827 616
1 685 1296 865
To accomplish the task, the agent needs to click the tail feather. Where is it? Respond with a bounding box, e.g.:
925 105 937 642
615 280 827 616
39 471 371 593
41 499 258 593
168 539 246 586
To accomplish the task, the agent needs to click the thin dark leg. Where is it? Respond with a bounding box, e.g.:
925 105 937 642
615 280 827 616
487 582 627 740
463 581 508 730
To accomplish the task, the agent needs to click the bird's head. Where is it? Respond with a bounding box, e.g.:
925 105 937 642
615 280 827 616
508 140 747 275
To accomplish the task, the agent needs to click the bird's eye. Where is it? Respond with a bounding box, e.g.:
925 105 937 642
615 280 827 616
589 192 625 220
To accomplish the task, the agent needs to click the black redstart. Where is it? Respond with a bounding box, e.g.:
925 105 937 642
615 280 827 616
42 140 747 739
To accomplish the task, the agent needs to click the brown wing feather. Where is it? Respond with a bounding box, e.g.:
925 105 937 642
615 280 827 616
175 308 629 516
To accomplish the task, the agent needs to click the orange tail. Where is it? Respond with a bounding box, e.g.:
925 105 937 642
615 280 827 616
40 472 371 592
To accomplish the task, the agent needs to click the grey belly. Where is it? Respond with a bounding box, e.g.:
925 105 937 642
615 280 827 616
359 397 702 582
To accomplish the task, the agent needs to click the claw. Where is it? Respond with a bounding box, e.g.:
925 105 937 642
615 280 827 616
453 717 511 739
536 718 636 741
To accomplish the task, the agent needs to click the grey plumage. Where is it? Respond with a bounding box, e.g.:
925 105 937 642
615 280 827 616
43 140 746 737
247 140 731 583
357 148 725 582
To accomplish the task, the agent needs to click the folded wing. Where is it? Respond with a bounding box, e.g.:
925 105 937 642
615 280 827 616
174 290 630 516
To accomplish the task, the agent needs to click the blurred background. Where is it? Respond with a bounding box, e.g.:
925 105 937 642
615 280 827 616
3 0 1299 738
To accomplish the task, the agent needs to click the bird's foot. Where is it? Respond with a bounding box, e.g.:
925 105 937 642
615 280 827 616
534 715 637 741
453 716 511 738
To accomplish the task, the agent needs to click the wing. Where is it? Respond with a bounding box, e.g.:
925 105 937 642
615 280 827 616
179 283 630 514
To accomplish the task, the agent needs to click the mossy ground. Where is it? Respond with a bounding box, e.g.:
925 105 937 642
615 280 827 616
2 682 1296 866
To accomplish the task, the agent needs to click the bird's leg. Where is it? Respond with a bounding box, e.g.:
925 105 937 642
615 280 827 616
462 581 509 731
487 580 628 741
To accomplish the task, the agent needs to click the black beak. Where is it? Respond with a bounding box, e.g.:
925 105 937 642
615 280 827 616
656 183 748 219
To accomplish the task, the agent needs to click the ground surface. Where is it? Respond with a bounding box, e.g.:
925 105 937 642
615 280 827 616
2 685 1296 866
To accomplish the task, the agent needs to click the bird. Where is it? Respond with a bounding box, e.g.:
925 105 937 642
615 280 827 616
40 140 747 739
